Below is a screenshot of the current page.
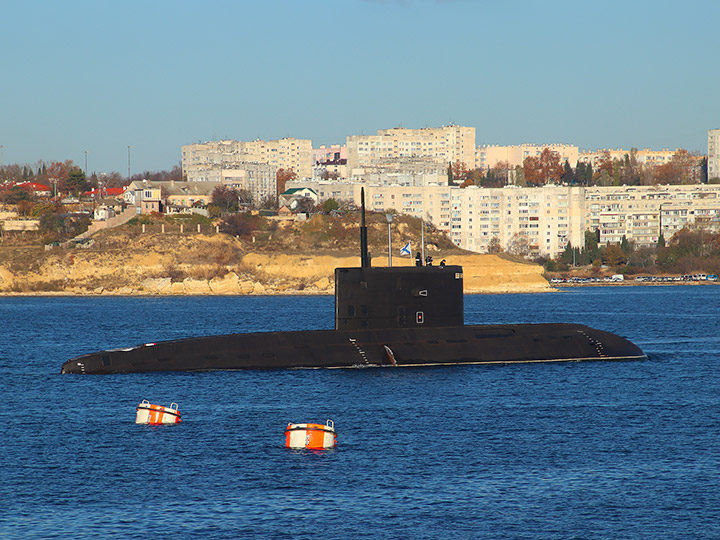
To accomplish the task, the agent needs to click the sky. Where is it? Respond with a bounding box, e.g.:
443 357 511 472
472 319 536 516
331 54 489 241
2 0 719 175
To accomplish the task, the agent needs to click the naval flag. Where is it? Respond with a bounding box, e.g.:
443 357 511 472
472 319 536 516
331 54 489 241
400 242 411 256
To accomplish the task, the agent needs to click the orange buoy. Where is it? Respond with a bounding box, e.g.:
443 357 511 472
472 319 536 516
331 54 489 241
285 420 336 449
135 400 181 424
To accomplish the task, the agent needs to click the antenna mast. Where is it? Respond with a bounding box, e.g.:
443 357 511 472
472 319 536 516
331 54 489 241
360 188 370 268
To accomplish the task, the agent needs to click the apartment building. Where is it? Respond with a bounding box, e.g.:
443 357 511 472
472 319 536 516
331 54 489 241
182 160 276 206
578 148 678 168
289 176 720 258
476 144 579 170
313 145 347 163
709 129 720 181
182 137 313 181
587 184 720 247
346 125 475 174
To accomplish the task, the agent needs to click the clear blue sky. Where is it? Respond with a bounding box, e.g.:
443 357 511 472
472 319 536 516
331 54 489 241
2 0 718 175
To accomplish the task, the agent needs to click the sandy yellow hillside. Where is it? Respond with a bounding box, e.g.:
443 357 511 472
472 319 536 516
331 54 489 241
0 213 552 295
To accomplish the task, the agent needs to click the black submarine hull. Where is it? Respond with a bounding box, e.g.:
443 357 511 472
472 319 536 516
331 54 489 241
61 323 645 374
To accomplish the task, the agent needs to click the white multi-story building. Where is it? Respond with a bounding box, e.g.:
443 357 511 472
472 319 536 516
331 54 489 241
351 184 586 256
587 184 720 247
182 138 313 181
476 143 579 170
709 129 720 181
288 177 720 257
346 125 475 174
578 148 679 168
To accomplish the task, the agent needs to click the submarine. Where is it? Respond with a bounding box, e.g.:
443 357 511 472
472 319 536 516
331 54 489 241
61 189 645 374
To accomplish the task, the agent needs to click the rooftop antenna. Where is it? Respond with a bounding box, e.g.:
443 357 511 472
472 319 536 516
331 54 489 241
360 187 370 268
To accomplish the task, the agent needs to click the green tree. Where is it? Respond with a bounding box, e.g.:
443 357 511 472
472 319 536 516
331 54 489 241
323 198 339 213
559 242 574 265
561 160 574 183
620 235 633 255
65 167 87 194
657 233 666 249
584 229 599 251
575 161 587 185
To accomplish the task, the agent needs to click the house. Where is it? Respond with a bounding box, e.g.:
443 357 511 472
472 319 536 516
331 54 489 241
125 180 220 212
94 206 116 221
85 187 127 200
93 196 125 220
10 181 52 198
278 187 318 211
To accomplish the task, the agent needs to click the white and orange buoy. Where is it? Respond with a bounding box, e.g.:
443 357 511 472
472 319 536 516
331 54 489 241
285 420 337 449
135 400 182 425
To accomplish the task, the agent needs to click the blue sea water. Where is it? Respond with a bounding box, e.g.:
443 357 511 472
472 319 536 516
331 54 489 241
1 286 719 540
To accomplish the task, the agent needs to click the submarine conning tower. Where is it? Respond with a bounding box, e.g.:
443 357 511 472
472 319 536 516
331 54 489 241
335 188 464 331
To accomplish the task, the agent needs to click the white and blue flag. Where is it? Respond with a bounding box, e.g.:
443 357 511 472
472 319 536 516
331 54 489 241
400 242 411 256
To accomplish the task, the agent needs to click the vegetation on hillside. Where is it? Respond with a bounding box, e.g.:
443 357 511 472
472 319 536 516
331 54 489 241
542 225 720 277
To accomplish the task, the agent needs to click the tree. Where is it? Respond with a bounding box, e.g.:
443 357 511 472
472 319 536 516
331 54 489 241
657 233 666 249
211 185 240 213
320 170 340 181
451 161 469 183
507 233 531 257
46 161 73 194
653 149 696 185
620 235 632 255
219 213 264 238
604 244 627 267
559 242 574 265
487 236 503 253
237 189 253 208
618 148 641 185
294 196 316 214
523 148 564 186
0 186 32 205
259 194 278 210
99 172 127 188
276 168 297 196
63 167 87 195
482 161 509 187
322 198 339 213
575 161 587 185
700 157 708 183
561 160 574 183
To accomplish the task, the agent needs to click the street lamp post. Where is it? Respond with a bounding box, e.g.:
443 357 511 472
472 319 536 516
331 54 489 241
385 213 393 267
